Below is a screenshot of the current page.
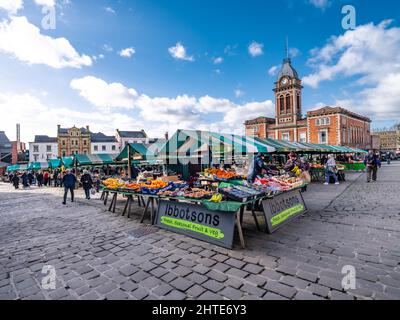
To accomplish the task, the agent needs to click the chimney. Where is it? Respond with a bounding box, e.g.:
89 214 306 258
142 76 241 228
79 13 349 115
16 123 20 143
86 125 90 132
165 132 169 140
57 124 61 132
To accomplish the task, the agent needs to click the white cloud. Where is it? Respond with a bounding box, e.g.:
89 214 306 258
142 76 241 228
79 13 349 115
304 20 400 120
34 0 55 7
103 44 113 52
248 41 264 57
268 65 279 77
70 75 275 134
70 76 138 109
168 42 194 62
213 57 223 64
0 16 92 69
289 47 300 58
234 89 244 98
104 6 116 14
0 0 23 14
309 0 331 9
0 91 149 143
119 47 135 58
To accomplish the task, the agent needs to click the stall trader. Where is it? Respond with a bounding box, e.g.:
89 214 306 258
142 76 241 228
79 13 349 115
247 153 269 183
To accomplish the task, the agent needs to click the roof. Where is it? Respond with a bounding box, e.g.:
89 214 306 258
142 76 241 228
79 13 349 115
0 131 10 143
34 135 57 143
245 117 275 125
307 106 371 123
58 127 90 134
75 154 119 166
117 130 147 139
91 132 117 143
278 58 299 80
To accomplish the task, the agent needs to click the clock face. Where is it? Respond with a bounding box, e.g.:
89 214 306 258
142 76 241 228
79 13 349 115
281 78 288 85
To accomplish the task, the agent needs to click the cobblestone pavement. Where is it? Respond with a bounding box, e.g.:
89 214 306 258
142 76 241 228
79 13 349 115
0 163 399 300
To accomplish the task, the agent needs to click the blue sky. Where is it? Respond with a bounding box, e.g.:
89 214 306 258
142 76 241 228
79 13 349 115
0 0 400 142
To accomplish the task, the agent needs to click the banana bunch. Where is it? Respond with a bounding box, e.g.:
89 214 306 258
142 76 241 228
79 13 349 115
292 165 301 177
209 194 223 203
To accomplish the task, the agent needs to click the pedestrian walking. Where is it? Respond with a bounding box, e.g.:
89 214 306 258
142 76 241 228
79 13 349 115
386 152 391 165
28 171 34 186
324 154 339 185
12 174 20 189
43 171 50 186
364 150 381 182
62 169 77 205
37 171 44 187
80 170 93 200
21 172 29 188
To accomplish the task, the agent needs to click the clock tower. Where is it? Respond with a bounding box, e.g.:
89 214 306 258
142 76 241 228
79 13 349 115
273 56 303 126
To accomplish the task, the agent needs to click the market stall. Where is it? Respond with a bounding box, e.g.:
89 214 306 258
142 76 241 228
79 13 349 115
6 164 28 172
27 162 49 171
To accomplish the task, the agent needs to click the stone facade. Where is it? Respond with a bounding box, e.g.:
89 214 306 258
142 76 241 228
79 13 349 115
57 125 91 157
371 126 400 152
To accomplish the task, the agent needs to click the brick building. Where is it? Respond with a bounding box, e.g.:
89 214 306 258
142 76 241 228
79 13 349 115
57 125 91 157
245 55 371 149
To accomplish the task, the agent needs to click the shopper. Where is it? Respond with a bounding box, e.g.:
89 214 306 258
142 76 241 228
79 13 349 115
80 170 94 200
12 174 20 189
386 152 391 165
37 171 44 187
247 153 269 183
364 150 381 182
324 154 339 185
43 171 50 186
21 172 29 188
62 169 77 205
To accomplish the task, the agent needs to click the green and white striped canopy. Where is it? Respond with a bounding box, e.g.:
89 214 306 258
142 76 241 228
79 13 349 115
75 153 117 166
27 162 49 170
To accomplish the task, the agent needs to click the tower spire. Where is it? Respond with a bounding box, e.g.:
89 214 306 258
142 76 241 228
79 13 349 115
285 36 289 60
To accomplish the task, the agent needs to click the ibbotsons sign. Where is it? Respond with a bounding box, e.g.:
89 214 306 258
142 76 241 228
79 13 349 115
262 189 307 234
155 200 236 249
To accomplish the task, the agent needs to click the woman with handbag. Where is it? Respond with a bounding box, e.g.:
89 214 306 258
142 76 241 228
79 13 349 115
324 154 339 185
80 170 94 200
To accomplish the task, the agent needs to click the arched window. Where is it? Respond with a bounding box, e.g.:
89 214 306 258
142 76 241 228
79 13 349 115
296 94 301 114
279 95 284 114
286 95 291 114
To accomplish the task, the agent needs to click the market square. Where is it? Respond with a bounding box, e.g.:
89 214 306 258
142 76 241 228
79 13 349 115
1 0 400 305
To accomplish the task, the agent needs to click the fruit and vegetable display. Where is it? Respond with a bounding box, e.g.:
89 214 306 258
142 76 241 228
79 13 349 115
204 168 239 181
157 188 213 200
209 193 223 203
255 175 305 191
219 186 258 202
102 178 125 189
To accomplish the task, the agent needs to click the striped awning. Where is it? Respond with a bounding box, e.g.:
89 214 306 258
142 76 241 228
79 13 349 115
27 162 49 170
75 154 116 166
48 158 62 168
62 157 74 168
6 164 28 172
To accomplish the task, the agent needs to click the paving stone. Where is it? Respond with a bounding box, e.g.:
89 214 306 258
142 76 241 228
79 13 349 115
96 282 118 295
139 276 162 290
186 272 208 285
262 292 288 300
220 286 243 300
162 290 186 300
106 289 129 300
264 281 297 299
207 270 228 282
294 291 324 300
153 284 173 296
173 266 192 277
170 277 194 292
241 283 266 297
245 274 268 287
130 271 150 283
225 258 246 269
202 279 224 293
224 278 244 289
226 268 248 279
280 275 310 289
243 263 264 274
330 290 354 300
260 269 282 281
186 284 206 298
306 283 330 298
318 276 344 291
197 292 223 300
81 291 101 300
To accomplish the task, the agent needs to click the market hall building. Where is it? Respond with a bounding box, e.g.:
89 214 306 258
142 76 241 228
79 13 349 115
245 56 372 149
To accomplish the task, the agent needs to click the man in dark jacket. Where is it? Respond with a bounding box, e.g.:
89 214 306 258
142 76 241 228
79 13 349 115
364 150 381 182
80 170 93 200
21 172 29 188
12 174 20 189
28 171 34 186
36 171 44 187
62 169 77 204
247 153 269 183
